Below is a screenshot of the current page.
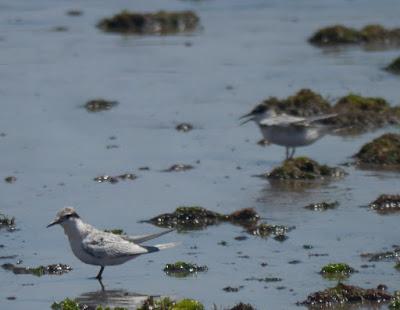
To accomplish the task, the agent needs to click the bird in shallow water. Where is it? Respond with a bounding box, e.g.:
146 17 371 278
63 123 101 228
240 104 337 159
47 207 177 280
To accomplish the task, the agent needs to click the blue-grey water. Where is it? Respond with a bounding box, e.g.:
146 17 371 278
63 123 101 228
1 0 400 309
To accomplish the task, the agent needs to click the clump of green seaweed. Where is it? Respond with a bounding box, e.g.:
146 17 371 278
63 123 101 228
163 261 208 277
320 263 356 280
309 24 400 47
97 10 200 35
266 157 346 180
84 99 118 112
137 297 204 310
369 194 400 214
304 201 339 211
390 292 400 309
386 56 400 74
2 263 72 276
146 206 259 230
51 297 127 310
298 283 393 307
354 133 400 166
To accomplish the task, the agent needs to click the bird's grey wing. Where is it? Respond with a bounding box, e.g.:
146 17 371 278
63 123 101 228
260 114 306 127
301 113 338 124
122 229 174 244
82 232 148 259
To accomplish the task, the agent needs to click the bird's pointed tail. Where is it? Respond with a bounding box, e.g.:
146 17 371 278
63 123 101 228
143 242 180 253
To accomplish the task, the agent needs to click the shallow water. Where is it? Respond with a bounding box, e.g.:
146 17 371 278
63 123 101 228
1 0 400 309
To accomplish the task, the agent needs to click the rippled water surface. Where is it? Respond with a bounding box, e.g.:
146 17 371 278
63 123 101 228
1 0 400 309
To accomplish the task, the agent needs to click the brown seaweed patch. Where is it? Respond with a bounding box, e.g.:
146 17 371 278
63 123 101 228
369 194 400 214
94 173 137 184
309 24 400 47
298 283 393 307
163 261 207 277
266 157 346 180
84 99 118 112
386 56 400 74
98 10 200 35
354 133 400 166
146 207 259 230
304 201 339 211
2 263 72 276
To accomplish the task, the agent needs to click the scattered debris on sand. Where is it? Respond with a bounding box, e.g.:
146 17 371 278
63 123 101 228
298 283 393 307
266 157 346 180
369 194 400 214
309 24 400 47
2 263 72 276
304 201 339 211
320 263 356 280
163 261 207 277
354 133 400 167
94 173 137 184
97 10 200 35
84 99 118 112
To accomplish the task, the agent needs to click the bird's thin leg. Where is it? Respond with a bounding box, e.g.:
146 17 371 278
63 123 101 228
285 147 289 160
290 148 296 159
96 266 104 280
98 278 105 291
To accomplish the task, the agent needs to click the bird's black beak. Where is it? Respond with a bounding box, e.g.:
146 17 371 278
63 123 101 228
46 218 61 228
239 112 254 126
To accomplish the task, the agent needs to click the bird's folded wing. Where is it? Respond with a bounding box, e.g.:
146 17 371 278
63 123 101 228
304 113 338 123
260 114 306 126
123 229 174 244
82 232 148 259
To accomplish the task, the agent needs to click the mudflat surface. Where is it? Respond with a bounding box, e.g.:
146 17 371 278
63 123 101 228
0 0 400 309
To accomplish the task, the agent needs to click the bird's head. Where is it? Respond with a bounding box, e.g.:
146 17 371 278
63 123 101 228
47 207 80 228
239 104 276 125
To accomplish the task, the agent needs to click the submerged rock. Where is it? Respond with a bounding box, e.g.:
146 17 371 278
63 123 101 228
298 283 393 307
4 176 16 184
228 303 255 310
386 56 400 74
2 263 72 276
163 261 207 277
175 123 193 132
309 24 400 47
361 247 400 262
94 173 137 184
162 164 194 172
137 297 204 310
84 99 118 112
369 194 400 214
246 223 293 241
97 10 200 35
266 157 345 180
0 213 15 231
320 263 356 280
146 206 259 230
304 201 339 211
354 133 400 166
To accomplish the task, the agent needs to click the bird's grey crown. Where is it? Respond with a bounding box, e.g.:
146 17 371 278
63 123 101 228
251 103 269 115
57 207 80 219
